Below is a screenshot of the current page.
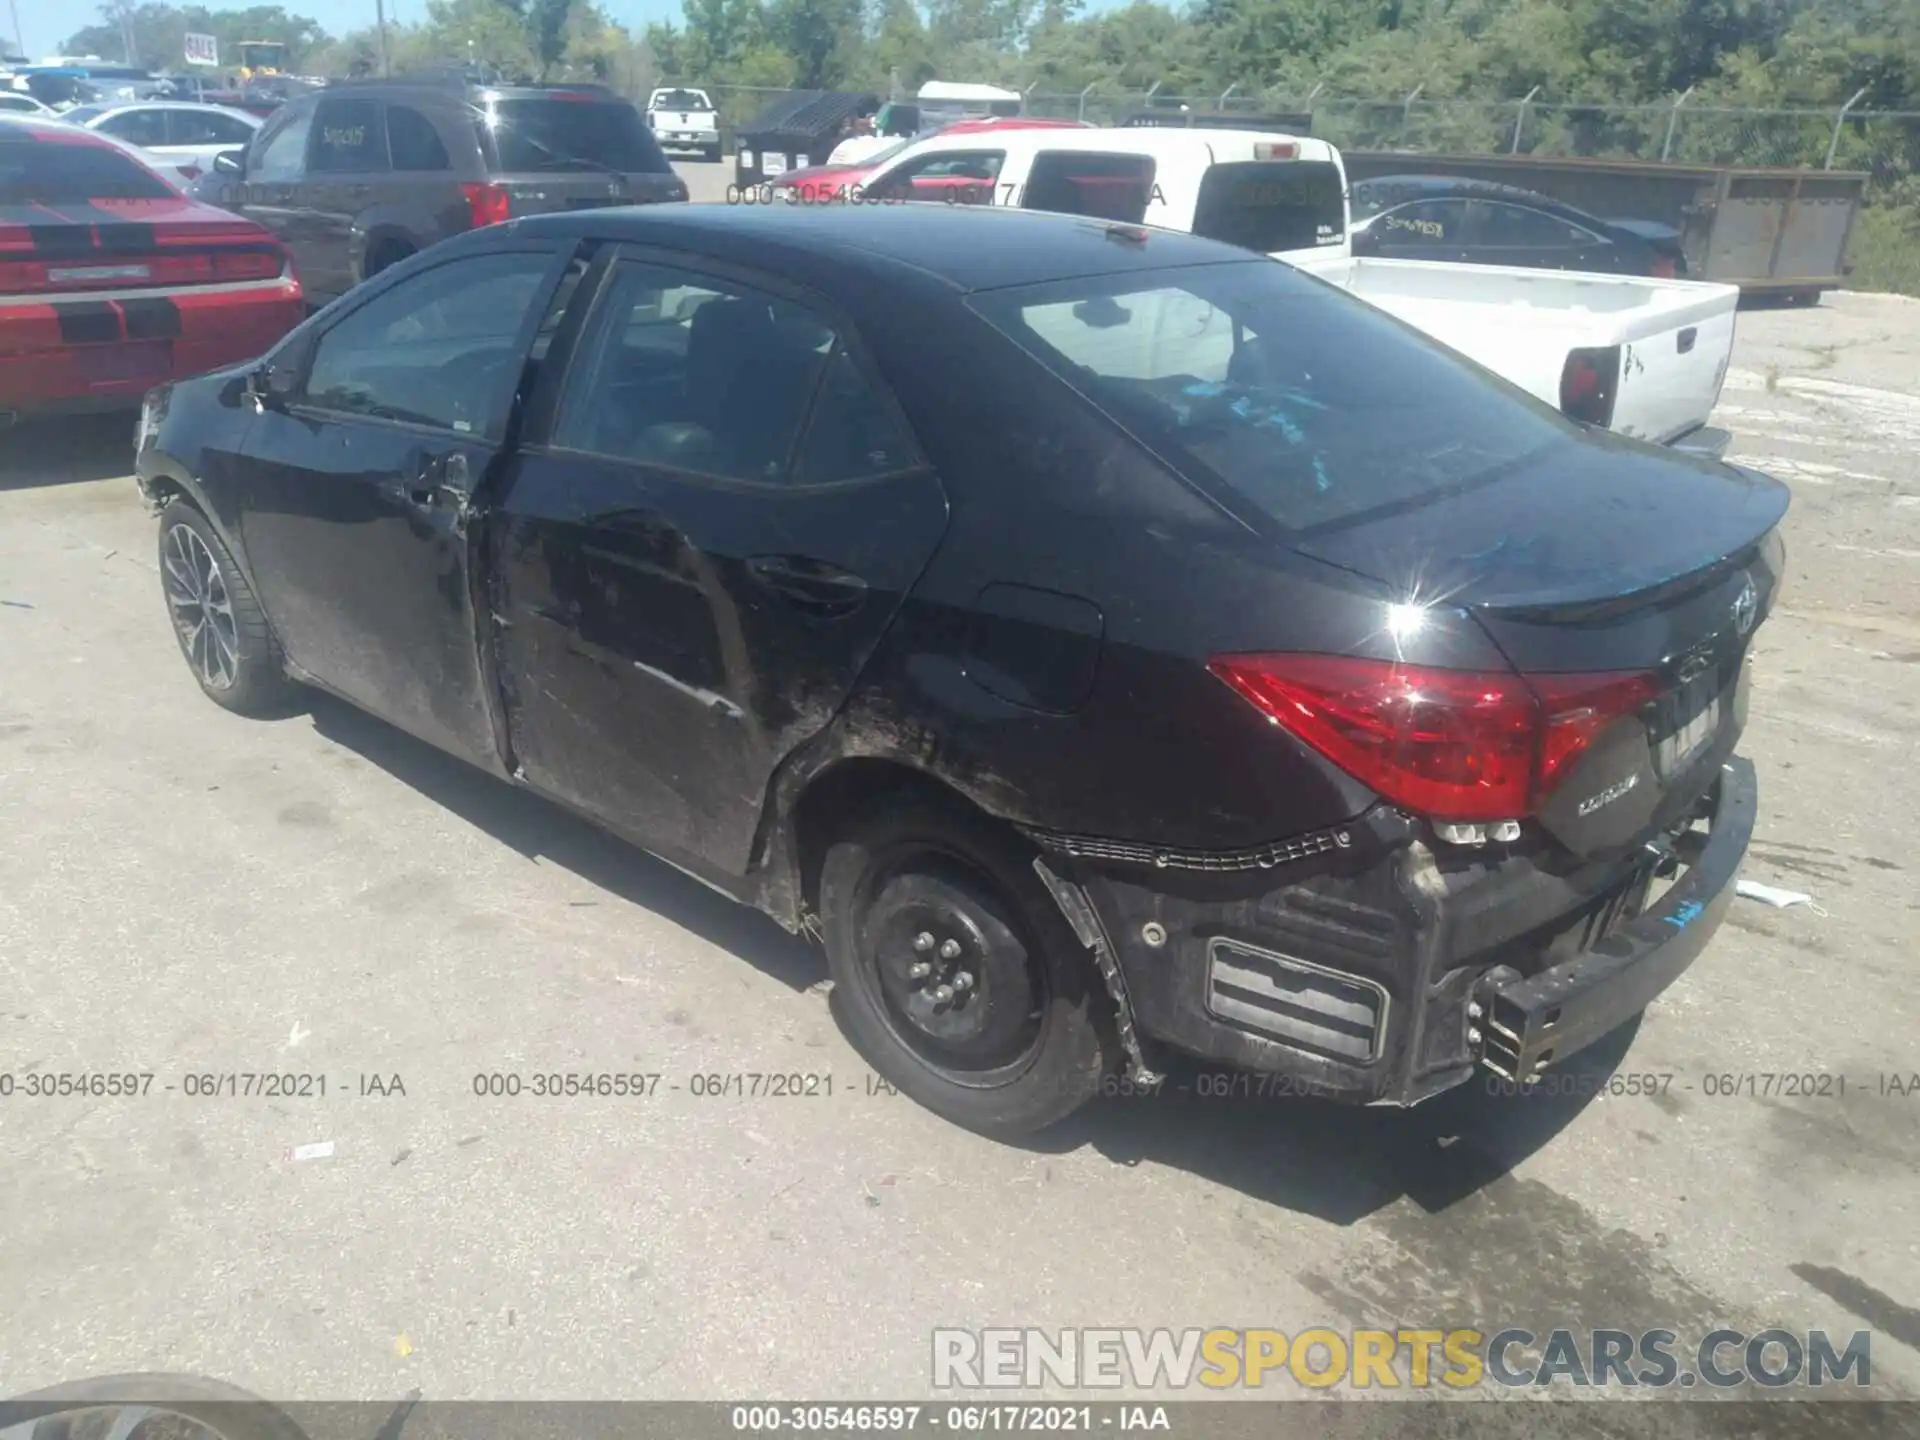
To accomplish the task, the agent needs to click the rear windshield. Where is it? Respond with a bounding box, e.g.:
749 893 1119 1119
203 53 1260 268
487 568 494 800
480 98 672 175
966 260 1574 532
1192 160 1345 252
651 90 709 111
0 139 175 202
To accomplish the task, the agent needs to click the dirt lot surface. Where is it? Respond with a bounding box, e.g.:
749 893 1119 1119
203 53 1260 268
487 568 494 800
0 162 1915 1431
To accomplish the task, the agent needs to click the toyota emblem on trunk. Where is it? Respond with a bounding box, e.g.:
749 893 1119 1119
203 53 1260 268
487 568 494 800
1731 574 1757 635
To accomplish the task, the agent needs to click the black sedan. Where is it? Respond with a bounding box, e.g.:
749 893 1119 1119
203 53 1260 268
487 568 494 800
1351 174 1690 277
135 203 1783 1138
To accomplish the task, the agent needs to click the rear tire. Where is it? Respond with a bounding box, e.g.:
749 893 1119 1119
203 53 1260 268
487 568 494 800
363 240 413 281
818 796 1116 1138
157 502 294 717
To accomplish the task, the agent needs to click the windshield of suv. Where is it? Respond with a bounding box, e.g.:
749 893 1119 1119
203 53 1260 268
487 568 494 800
480 97 673 175
0 137 175 201
967 259 1574 532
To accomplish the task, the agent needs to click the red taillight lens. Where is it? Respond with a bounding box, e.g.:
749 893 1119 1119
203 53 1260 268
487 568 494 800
1208 654 1660 823
462 181 512 228
1559 345 1620 428
211 248 284 281
1650 255 1676 279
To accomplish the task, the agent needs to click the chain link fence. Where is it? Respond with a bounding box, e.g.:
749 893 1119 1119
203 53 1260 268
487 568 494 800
701 83 1917 179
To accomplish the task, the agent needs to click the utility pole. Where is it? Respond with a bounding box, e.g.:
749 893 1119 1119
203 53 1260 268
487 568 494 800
375 0 392 75
7 0 24 62
117 1 139 65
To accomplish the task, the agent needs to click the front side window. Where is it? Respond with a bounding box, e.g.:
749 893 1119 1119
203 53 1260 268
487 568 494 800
301 250 557 433
248 105 314 181
865 150 1003 204
1191 160 1346 253
967 260 1576 533
98 108 169 147
309 99 388 173
551 260 838 483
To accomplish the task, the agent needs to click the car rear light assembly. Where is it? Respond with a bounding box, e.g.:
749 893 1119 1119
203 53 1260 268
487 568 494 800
1649 254 1677 279
1559 345 1621 428
0 247 285 292
462 181 512 228
1207 653 1661 829
1254 141 1300 160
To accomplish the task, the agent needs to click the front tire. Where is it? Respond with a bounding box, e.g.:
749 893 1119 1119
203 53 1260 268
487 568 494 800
819 797 1116 1138
158 502 294 716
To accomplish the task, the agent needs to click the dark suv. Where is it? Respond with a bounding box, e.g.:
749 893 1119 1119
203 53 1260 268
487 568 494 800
199 78 687 307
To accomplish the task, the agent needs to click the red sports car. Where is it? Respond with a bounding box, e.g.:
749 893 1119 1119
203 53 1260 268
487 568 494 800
773 117 1095 203
0 116 303 423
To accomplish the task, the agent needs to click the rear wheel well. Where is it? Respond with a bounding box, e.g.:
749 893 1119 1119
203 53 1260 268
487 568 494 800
364 237 414 279
791 760 1021 921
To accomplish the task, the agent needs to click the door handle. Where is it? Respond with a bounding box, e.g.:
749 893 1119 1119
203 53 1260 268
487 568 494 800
746 555 868 617
1677 327 1698 354
401 451 469 508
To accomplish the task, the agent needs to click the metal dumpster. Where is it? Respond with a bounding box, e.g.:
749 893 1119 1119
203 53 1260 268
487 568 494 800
1339 151 1868 298
735 90 880 187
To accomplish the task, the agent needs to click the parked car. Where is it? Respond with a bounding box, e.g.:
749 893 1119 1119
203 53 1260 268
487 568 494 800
135 202 1782 1138
0 92 58 117
772 117 1095 203
847 127 1737 451
645 86 719 162
195 77 687 308
1350 175 1690 278
0 116 302 425
58 100 263 185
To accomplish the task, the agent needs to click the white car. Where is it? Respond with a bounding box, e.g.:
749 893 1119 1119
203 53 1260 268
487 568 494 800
0 92 59 117
645 86 720 161
57 100 262 185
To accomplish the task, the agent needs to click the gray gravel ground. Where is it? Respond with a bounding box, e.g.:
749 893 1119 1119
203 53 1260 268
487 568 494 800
0 160 1916 1429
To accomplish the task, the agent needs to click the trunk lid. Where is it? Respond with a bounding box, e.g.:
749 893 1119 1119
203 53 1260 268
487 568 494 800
1292 437 1789 855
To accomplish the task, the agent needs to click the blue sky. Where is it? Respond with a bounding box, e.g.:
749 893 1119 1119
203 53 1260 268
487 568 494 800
10 0 1135 64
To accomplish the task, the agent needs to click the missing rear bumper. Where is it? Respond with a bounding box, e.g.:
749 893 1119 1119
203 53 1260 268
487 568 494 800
1473 756 1757 1083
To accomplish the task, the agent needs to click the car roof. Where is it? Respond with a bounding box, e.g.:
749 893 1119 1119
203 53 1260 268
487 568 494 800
1355 173 1587 211
0 113 122 148
878 125 1338 165
488 201 1262 293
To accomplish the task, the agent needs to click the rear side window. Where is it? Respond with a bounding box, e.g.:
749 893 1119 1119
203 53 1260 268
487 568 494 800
483 98 671 175
1020 151 1156 224
1475 200 1600 247
98 109 169 147
967 260 1572 533
310 98 389 173
0 139 174 201
170 110 255 146
1192 161 1345 252
387 104 452 170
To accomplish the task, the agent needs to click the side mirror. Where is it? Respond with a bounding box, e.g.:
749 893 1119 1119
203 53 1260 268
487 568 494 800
213 149 244 176
247 359 298 411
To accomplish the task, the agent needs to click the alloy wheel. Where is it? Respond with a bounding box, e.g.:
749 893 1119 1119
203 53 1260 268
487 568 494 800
162 522 239 690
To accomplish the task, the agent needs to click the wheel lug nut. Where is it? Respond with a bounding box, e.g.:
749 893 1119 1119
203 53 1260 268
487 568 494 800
938 938 961 960
908 961 931 980
934 984 954 1003
952 972 973 992
913 931 935 952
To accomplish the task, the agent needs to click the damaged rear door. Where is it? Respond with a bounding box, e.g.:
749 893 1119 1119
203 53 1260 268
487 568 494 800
237 242 577 767
488 250 947 877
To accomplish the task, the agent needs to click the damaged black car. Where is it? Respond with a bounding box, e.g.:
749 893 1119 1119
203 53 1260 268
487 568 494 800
134 203 1787 1137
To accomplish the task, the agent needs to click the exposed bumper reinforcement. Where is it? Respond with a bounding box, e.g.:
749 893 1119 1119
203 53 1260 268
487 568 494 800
1474 756 1757 1083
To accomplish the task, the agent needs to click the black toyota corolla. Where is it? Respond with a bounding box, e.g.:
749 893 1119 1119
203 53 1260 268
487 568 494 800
135 202 1786 1137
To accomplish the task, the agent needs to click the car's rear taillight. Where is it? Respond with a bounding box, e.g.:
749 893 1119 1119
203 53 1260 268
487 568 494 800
1559 345 1621 428
211 249 283 281
1207 653 1660 823
462 181 512 228
1649 254 1677 279
1254 141 1300 160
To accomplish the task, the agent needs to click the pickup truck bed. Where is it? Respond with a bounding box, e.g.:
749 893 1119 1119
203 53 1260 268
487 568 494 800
1288 254 1739 448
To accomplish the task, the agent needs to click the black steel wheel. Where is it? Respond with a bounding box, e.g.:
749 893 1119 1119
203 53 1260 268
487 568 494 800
820 795 1116 1137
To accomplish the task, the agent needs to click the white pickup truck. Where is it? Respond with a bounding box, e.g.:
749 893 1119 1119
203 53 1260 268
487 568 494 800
851 127 1738 454
646 86 720 163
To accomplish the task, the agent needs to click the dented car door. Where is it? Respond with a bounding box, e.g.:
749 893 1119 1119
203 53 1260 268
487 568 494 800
236 244 575 767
